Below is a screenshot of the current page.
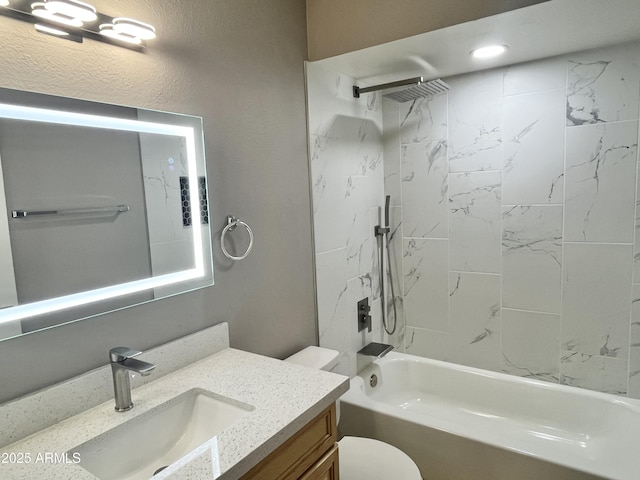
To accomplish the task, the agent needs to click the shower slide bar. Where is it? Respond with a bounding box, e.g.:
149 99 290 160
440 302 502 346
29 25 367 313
11 204 130 219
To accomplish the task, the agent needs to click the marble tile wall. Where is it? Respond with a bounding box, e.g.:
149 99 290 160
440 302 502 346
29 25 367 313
307 62 400 376
383 41 640 396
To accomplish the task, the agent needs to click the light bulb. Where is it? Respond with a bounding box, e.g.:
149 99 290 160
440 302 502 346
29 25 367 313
31 2 83 27
43 0 97 22
0 0 10 7
99 23 142 45
112 17 156 40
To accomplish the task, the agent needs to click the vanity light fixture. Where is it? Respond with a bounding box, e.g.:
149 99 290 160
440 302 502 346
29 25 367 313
471 44 508 59
0 0 156 50
31 2 83 27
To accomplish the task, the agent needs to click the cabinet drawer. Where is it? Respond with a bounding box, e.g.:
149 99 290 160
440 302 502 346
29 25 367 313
241 404 337 480
299 445 339 480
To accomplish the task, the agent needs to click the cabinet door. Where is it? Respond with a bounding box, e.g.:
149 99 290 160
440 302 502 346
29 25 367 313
299 445 339 480
241 404 337 480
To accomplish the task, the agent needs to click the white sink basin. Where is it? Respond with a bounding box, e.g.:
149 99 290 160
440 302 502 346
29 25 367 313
71 388 254 480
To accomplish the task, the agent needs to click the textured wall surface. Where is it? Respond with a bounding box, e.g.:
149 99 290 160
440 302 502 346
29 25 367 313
0 0 315 403
306 0 549 60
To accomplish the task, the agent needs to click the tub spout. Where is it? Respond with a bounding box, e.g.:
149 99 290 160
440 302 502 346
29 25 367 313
358 342 394 358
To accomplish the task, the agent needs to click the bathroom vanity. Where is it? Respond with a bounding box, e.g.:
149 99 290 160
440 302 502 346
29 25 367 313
0 323 348 479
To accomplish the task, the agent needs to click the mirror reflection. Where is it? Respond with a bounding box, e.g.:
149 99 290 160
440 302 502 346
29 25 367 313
0 88 213 341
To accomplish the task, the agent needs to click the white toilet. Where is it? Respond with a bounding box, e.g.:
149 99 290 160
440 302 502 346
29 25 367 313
285 346 422 480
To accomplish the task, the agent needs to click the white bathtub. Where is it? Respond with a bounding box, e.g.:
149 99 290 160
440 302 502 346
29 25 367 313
339 352 640 480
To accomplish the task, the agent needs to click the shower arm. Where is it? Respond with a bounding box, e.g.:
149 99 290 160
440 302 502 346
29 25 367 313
353 76 424 98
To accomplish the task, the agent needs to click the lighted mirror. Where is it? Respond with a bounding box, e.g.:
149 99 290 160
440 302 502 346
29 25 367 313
0 87 213 341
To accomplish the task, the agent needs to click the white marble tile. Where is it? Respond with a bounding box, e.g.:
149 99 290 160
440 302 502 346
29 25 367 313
347 273 376 354
564 121 638 243
449 171 502 273
503 56 567 96
449 272 501 372
634 169 640 282
401 141 449 238
398 92 448 145
566 44 640 126
630 284 640 399
560 351 628 395
562 243 632 359
345 176 375 279
501 309 560 383
306 62 382 137
404 327 450 361
316 248 349 354
310 134 349 253
447 69 503 172
502 89 565 205
402 238 449 331
502 205 562 313
382 98 402 207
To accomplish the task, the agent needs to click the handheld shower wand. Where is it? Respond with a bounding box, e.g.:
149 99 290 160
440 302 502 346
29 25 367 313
375 195 397 336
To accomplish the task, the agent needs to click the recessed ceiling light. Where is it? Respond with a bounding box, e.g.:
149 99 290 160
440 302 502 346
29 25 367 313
471 45 508 59
0 0 10 7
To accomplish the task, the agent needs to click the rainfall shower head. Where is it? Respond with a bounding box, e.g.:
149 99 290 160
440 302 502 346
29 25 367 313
352 76 449 102
383 78 450 102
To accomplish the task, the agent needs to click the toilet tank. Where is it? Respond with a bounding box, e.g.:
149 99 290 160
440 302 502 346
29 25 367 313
285 346 339 371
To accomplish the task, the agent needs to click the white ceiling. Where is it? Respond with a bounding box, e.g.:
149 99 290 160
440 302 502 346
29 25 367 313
315 0 640 85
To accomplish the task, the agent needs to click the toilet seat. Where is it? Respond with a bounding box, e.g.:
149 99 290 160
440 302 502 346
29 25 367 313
338 436 422 480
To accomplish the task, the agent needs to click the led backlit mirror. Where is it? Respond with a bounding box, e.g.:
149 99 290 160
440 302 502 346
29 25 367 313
0 88 213 340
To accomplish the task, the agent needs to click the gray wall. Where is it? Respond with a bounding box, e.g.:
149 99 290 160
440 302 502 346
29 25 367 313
0 0 316 403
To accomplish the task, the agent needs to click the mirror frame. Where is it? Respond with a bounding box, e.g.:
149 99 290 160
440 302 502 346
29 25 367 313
0 100 211 326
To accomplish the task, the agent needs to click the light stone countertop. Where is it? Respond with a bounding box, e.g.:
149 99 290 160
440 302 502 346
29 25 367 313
0 348 349 480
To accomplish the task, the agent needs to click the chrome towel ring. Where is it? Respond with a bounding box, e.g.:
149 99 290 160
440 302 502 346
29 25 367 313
221 215 253 261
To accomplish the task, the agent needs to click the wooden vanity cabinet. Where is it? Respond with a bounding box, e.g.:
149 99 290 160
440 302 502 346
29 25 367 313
240 403 339 480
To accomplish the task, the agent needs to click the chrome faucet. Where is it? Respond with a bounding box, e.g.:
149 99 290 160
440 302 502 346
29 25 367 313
109 347 156 412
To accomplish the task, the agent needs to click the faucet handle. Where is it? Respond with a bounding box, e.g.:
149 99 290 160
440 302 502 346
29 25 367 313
109 346 142 363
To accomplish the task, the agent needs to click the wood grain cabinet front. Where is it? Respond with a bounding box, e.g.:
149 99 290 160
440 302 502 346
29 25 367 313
240 404 339 480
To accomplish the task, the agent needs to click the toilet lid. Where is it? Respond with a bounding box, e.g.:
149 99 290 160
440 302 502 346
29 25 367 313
338 436 422 480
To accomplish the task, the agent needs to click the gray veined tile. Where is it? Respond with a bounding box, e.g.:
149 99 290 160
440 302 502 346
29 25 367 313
402 238 449 331
306 63 383 137
501 309 560 383
503 56 567 97
316 249 349 353
398 92 447 145
401 141 448 239
630 284 640 399
502 205 562 314
382 98 402 206
502 89 565 205
310 134 349 254
562 243 632 360
449 272 501 372
447 69 503 173
449 171 502 273
560 351 628 395
564 121 637 243
404 327 449 361
566 43 640 126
